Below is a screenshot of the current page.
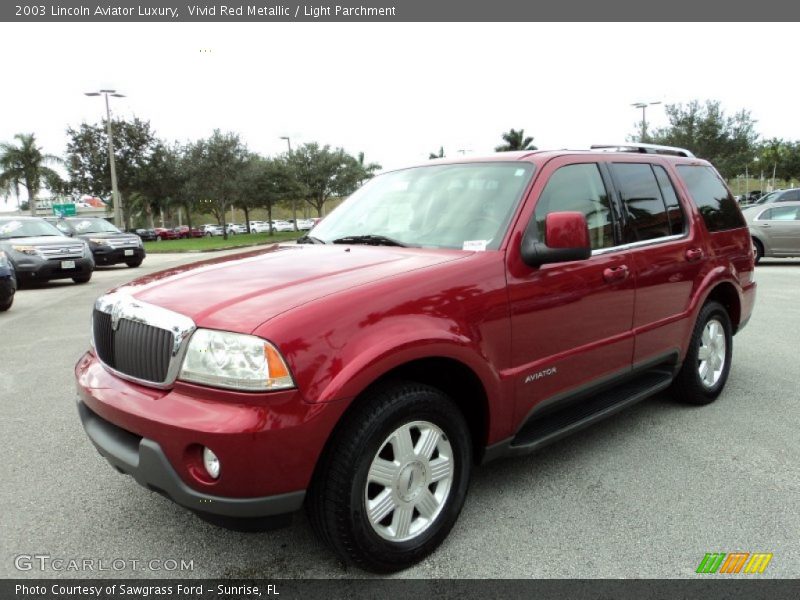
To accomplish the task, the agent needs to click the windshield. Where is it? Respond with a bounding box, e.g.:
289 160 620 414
310 162 534 249
756 192 779 204
66 218 121 234
0 219 65 239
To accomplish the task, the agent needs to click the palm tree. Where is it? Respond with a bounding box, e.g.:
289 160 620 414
429 146 445 160
495 129 537 152
0 133 62 216
357 151 382 185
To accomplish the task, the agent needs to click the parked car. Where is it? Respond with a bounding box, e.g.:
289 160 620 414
153 228 180 241
0 250 16 311
0 216 93 285
45 217 145 268
174 226 204 239
743 200 800 262
226 223 247 234
201 224 224 237
296 219 315 231
753 187 800 205
131 228 157 242
250 221 272 234
76 144 755 573
271 220 295 232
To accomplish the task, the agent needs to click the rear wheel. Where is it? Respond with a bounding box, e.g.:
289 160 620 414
671 301 733 405
752 238 764 264
306 381 472 573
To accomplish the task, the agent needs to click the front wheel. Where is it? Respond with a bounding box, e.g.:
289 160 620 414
306 382 472 573
671 301 733 405
0 295 13 312
72 275 92 284
126 259 143 268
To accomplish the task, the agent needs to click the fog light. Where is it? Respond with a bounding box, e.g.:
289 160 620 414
202 447 220 479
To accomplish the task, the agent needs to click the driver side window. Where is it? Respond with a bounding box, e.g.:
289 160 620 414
533 163 615 249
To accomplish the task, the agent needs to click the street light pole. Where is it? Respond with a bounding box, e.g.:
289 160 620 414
85 89 125 228
280 136 292 153
631 101 661 142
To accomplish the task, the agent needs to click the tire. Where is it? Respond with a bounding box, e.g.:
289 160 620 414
752 238 764 264
72 274 92 284
126 259 143 268
0 295 13 312
671 301 733 405
306 381 472 573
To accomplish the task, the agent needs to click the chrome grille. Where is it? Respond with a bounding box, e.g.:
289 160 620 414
37 243 84 259
93 293 196 388
106 236 141 249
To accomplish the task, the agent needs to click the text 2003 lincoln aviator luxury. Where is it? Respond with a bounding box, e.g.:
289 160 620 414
76 145 755 572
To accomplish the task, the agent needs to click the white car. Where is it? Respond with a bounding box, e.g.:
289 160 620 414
226 223 247 234
271 220 295 232
201 224 224 236
250 222 272 233
296 219 315 231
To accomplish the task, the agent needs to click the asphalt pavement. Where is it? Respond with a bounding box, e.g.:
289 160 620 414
0 252 798 579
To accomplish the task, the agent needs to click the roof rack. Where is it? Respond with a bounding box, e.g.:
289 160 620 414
590 143 695 158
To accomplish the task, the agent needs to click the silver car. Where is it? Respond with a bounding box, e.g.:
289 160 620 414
743 201 800 263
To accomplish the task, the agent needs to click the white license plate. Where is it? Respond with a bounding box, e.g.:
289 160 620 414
61 260 76 269
124 249 134 256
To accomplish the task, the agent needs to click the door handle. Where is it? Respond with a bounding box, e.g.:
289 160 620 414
759 223 771 228
603 265 629 283
685 247 704 262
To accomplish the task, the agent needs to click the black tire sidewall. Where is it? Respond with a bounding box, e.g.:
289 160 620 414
686 302 733 399
753 238 763 263
329 385 472 571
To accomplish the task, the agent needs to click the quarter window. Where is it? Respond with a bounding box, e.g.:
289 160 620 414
652 165 686 235
676 165 746 232
532 163 615 250
611 163 671 242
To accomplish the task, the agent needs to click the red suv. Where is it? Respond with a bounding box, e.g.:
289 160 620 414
76 144 755 572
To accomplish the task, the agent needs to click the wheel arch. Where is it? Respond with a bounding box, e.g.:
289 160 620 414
701 280 742 334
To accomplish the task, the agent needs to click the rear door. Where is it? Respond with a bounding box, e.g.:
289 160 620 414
607 160 705 366
754 204 800 253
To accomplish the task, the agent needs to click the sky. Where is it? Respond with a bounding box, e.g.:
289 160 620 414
0 21 797 208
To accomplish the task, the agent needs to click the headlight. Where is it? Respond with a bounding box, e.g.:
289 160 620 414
88 238 111 246
12 245 39 256
179 329 294 391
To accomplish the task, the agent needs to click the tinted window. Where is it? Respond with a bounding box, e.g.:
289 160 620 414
782 190 800 202
653 165 686 235
677 165 746 232
611 163 671 241
533 163 615 250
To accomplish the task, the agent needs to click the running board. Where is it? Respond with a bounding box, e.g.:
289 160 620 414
507 369 674 456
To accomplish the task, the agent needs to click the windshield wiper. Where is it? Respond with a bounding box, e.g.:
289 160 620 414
296 234 327 245
331 235 413 248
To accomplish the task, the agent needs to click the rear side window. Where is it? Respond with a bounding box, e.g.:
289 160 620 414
532 163 615 249
652 166 686 235
759 206 800 221
676 165 746 232
611 163 671 242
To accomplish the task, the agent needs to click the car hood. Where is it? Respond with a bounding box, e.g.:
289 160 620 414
75 232 136 240
0 235 77 246
113 244 468 333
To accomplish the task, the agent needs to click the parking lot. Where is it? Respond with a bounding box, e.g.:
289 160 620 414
0 251 798 579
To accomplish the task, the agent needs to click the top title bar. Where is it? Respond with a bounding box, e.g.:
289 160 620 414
4 0 800 21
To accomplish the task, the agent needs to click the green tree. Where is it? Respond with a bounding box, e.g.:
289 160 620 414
495 129 537 152
285 143 364 220
429 146 445 160
0 133 62 216
128 142 186 229
65 117 159 227
356 151 382 185
184 130 248 240
647 100 759 178
237 155 297 235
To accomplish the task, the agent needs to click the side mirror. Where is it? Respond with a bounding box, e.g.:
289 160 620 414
521 211 592 267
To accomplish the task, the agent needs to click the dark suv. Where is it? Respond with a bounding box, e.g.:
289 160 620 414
47 217 145 268
76 144 755 572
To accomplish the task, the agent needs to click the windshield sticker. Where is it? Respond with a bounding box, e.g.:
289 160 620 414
73 220 93 231
0 221 22 235
462 240 488 252
514 169 526 177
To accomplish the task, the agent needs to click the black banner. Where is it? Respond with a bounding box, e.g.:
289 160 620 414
3 579 800 600
3 0 800 22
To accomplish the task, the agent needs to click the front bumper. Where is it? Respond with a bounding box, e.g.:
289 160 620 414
91 246 145 266
14 256 94 281
78 401 305 517
75 352 349 518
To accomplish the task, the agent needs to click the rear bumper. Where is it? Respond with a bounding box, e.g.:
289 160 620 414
78 401 305 517
15 257 94 281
